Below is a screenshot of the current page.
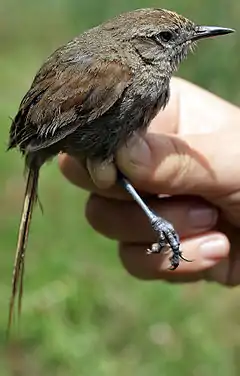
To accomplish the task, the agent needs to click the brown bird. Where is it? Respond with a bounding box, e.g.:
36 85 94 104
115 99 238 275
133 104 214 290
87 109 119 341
7 8 234 334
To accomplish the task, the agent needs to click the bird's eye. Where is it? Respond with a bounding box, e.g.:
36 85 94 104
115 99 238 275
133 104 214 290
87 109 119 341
156 31 175 43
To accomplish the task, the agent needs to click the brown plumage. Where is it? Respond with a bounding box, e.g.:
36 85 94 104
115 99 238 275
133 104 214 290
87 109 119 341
7 8 234 336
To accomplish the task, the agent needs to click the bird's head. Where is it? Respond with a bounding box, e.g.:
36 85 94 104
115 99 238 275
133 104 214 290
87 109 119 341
104 8 234 73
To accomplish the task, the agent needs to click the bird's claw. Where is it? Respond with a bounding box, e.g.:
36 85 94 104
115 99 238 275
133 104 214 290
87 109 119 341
146 215 192 270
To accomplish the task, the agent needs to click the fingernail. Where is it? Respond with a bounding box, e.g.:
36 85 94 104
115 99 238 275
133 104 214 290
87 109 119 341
127 135 151 166
87 159 117 189
199 236 228 260
188 206 218 229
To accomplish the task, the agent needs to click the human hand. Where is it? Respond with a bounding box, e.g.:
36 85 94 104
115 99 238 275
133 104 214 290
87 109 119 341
59 78 240 286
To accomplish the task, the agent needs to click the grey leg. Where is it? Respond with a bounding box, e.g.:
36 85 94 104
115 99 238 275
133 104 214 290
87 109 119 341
117 171 191 270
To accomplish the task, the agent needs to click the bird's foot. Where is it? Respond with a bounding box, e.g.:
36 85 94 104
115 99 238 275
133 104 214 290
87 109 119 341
146 215 192 270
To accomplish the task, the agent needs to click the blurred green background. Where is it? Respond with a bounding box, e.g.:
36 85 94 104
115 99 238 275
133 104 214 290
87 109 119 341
0 0 240 375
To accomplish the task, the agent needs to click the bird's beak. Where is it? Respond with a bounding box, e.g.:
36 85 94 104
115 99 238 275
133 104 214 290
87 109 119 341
192 26 235 41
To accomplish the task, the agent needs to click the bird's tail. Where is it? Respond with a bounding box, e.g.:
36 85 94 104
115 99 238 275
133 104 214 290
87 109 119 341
7 167 39 337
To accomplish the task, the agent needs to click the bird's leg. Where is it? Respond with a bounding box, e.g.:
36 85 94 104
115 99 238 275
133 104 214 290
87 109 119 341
117 171 191 270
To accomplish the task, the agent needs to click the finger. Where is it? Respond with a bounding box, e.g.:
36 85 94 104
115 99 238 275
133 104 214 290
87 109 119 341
205 240 240 286
116 129 240 197
86 158 116 189
86 194 218 243
59 152 162 200
58 154 127 199
119 233 230 281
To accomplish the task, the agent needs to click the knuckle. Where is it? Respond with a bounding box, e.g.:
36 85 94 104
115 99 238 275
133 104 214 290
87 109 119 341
169 139 193 190
153 136 193 193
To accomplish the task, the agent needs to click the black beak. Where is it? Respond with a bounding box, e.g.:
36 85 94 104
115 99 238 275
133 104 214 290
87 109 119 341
192 26 235 41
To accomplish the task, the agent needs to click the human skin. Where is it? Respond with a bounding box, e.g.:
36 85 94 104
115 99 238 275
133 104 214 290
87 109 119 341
58 78 240 286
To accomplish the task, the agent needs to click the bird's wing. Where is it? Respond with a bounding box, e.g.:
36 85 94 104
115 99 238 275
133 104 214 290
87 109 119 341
8 53 132 152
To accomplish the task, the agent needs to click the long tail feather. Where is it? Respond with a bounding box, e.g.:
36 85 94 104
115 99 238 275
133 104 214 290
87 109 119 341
7 167 39 337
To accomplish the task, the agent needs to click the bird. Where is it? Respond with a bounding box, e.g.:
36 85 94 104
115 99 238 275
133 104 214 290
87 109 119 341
7 7 234 335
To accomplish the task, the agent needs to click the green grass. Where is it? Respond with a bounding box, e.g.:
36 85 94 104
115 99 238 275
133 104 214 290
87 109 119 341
0 1 240 375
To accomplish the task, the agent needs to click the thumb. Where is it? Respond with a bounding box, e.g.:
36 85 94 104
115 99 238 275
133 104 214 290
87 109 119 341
116 129 240 197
